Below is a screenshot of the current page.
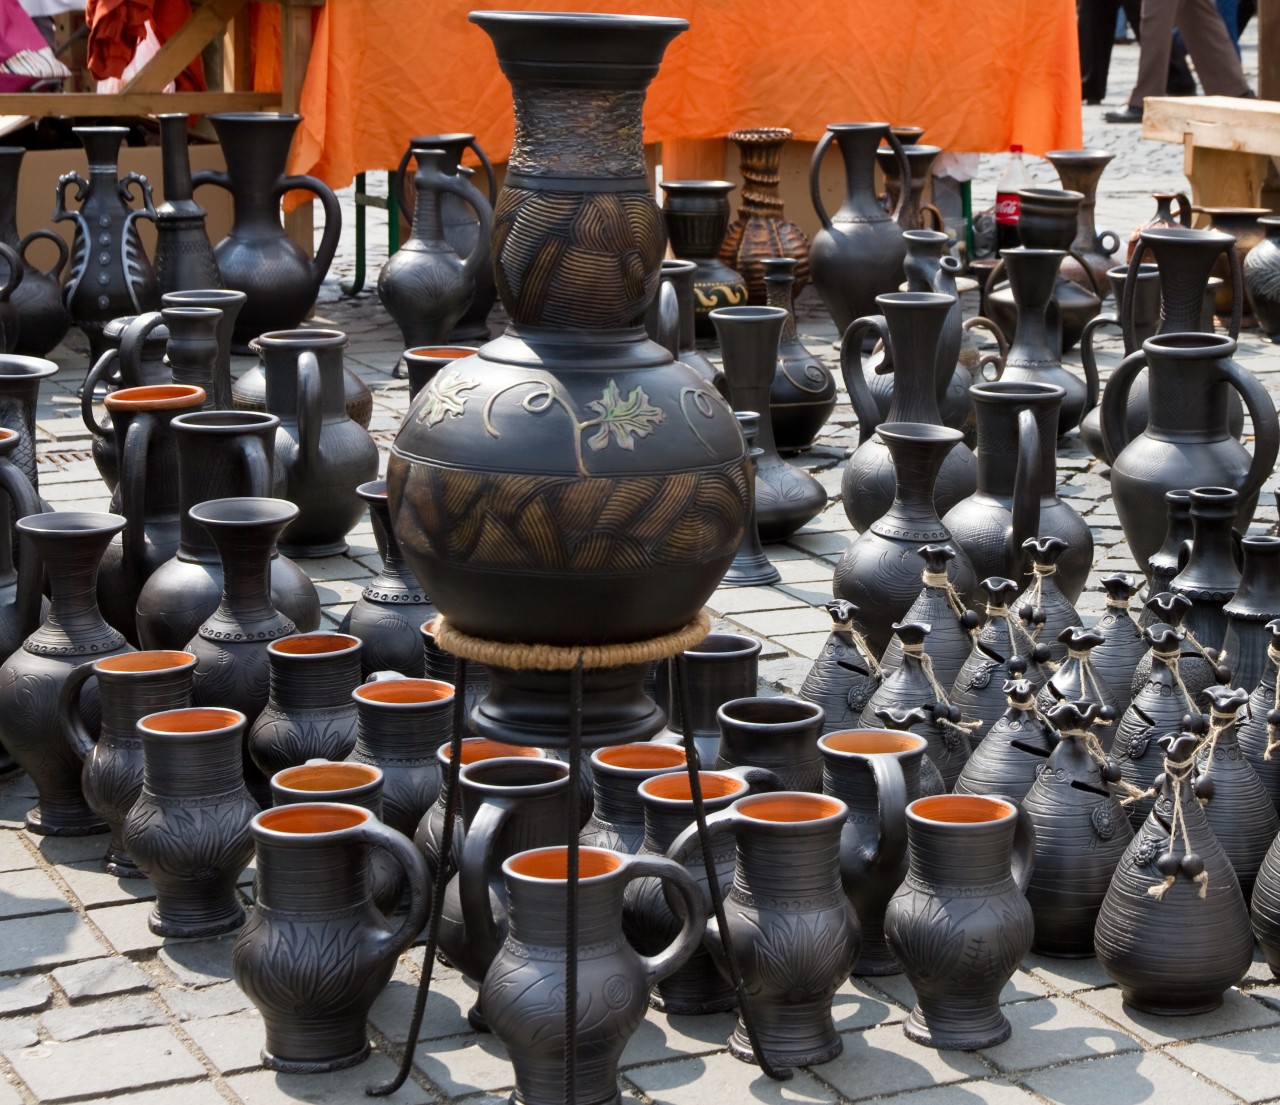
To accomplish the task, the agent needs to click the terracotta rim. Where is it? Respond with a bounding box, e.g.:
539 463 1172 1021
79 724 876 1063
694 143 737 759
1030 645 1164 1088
104 384 206 411
96 650 195 675
270 633 361 658
911 795 1015 825
506 846 621 882
139 707 243 735
272 762 380 793
737 793 844 823
592 744 686 773
820 730 926 756
640 771 746 803
256 803 370 836
440 738 545 764
354 678 454 706
0 428 15 443
405 346 477 360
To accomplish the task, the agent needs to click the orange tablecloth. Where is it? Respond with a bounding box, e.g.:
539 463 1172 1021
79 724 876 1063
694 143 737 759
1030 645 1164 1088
279 0 1082 190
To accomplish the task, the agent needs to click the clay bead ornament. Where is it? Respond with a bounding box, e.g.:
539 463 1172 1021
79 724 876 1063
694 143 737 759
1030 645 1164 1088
1035 627 1120 744
1012 537 1081 665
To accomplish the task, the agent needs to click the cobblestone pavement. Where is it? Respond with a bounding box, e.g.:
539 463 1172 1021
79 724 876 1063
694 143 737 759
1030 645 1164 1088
1 20 1279 1105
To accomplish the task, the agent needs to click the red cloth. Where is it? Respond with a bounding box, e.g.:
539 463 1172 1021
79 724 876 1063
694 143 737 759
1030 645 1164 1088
86 0 205 91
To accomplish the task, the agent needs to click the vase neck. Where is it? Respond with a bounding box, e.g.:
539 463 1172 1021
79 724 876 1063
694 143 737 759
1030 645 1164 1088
158 116 195 203
507 84 647 184
410 167 449 245
1148 240 1225 330
28 530 126 655
833 128 888 220
882 298 952 420
1144 353 1232 437
591 772 647 829
735 138 785 217
205 522 290 630
99 668 193 742
973 394 1058 497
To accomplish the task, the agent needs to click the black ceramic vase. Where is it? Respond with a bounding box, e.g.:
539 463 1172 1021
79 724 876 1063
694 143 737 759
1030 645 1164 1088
1169 486 1243 654
233 802 428 1071
0 147 69 356
799 601 883 735
580 742 686 854
1131 592 1225 710
1089 574 1146 715
1096 731 1254 1014
194 113 341 348
713 305 826 542
53 127 159 362
953 678 1058 804
0 425 45 668
839 292 977 533
1223 537 1280 693
660 180 748 338
1012 537 1081 665
1036 627 1119 730
135 410 319 650
0 512 133 834
652 632 761 766
152 113 221 295
884 795 1035 1048
834 424 977 656
124 706 258 936
721 411 780 587
761 257 835 453
61 650 195 877
715 695 825 792
879 544 980 691
1142 493 1194 620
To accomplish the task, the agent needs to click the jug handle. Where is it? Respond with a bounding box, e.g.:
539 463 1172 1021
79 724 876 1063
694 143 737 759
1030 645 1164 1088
722 765 785 793
839 314 890 444
0 243 21 305
1098 228 1121 258
191 169 231 194
357 816 431 956
118 412 154 582
839 753 907 885
18 229 68 282
1224 239 1244 340
279 174 342 298
439 171 494 286
1172 192 1193 227
1009 407 1042 580
117 312 165 389
237 431 274 498
1097 346 1147 465
58 661 99 764
808 130 837 231
996 795 1036 894
920 204 945 233
457 794 517 967
665 805 738 954
81 350 119 443
296 350 322 467
621 855 707 990
396 138 499 219
962 316 1008 378
979 258 1007 321
0 453 43 638
883 130 911 226
1218 354 1280 506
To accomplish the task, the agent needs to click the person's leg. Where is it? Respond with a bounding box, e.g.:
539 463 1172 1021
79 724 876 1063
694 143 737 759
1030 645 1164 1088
1178 0 1251 94
1082 0 1122 101
1167 31 1198 93
1130 0 1177 107
1216 0 1241 51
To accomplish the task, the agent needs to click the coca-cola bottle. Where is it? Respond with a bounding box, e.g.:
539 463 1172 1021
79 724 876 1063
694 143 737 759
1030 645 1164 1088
995 145 1028 252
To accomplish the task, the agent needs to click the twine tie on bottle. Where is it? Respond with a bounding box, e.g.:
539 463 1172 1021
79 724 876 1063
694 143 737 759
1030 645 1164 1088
1147 750 1208 900
901 640 980 744
1104 593 1132 611
983 602 1040 667
1151 645 1200 718
921 568 974 638
847 625 883 680
1065 647 1113 711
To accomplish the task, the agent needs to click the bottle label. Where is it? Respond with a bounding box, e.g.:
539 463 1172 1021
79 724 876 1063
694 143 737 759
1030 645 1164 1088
995 193 1019 225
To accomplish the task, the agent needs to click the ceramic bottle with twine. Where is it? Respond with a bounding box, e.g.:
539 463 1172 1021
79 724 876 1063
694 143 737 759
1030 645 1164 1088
1169 486 1244 653
1140 490 1195 627
879 545 980 690
1095 729 1254 1014
860 622 978 789
1235 617 1280 812
951 576 1052 741
798 601 882 734
1089 574 1147 715
1194 684 1278 899
1131 592 1230 710
1013 537 1081 665
1113 623 1205 828
1035 627 1119 738
953 679 1058 804
1022 700 1133 957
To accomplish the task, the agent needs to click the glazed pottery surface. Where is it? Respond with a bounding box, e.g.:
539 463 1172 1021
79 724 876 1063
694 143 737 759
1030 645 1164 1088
660 259 717 385
669 791 860 1066
1101 335 1279 570
233 803 428 1071
0 147 70 355
152 113 221 296
660 180 747 336
0 354 56 491
878 144 943 232
54 127 159 362
195 113 340 347
1096 732 1254 1014
0 511 133 834
808 122 909 337
135 409 319 649
61 650 195 877
483 846 704 1105
388 13 747 658
580 742 686 854
884 795 1035 1048
125 707 258 936
234 338 373 428
1223 537 1280 695
721 128 810 305
1143 492 1194 607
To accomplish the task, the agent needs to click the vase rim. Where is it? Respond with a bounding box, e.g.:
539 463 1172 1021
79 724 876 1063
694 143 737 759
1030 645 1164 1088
1141 331 1237 358
253 802 371 840
717 695 824 731
819 730 927 757
591 742 686 774
505 844 622 883
188 496 299 529
876 291 956 310
16 510 124 539
660 179 735 192
1018 187 1085 202
823 122 891 133
354 676 454 706
172 410 280 433
459 755 570 795
1241 534 1280 550
708 305 788 323
439 738 547 764
96 650 195 675
660 259 697 274
104 384 206 411
728 127 792 143
876 421 964 446
969 380 1066 402
207 111 302 125
1137 225 1235 245
160 305 224 321
356 479 389 502
734 791 846 825
909 794 1017 826
405 346 478 362
999 247 1067 259
270 632 361 659
257 328 348 349
684 632 762 660
138 706 245 737
1044 148 1116 161
1108 262 1159 279
0 354 58 381
272 761 382 795
878 143 942 156
903 229 948 242
1196 205 1271 216
162 288 249 307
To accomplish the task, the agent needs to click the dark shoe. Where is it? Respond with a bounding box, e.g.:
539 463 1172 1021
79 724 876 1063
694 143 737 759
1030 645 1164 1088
1239 88 1258 98
1104 105 1144 123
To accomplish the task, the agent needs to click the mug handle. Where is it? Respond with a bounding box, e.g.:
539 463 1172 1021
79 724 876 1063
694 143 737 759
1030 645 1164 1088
237 430 274 498
1097 347 1148 465
1009 405 1042 579
295 350 322 466
621 854 707 989
838 752 907 885
118 412 154 581
665 806 739 953
357 817 431 955
839 314 891 444
992 795 1036 894
457 795 516 970
58 661 99 764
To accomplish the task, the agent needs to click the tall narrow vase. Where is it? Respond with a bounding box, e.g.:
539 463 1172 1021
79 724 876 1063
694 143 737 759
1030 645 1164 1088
1045 149 1120 292
161 288 246 412
761 257 834 453
1223 537 1280 692
1122 226 1242 350
0 147 69 356
152 113 221 295
0 512 133 834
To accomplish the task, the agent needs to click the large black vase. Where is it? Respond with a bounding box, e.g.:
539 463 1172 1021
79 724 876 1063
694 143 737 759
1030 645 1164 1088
194 113 341 348
54 127 159 363
152 114 221 296
0 147 69 356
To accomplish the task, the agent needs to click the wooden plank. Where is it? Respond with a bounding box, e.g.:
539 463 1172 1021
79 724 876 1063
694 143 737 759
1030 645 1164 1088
1182 135 1272 208
1262 0 1280 101
1143 95 1280 155
0 91 279 115
223 7 253 94
661 139 728 182
123 0 251 94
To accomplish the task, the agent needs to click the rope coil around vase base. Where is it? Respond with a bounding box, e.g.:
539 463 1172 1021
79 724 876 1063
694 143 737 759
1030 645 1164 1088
370 607 795 1098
